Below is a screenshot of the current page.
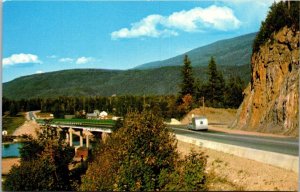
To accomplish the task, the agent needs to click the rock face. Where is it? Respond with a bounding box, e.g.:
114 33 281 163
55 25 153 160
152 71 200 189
232 26 299 136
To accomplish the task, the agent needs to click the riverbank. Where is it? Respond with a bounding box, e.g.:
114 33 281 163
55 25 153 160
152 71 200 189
2 158 20 176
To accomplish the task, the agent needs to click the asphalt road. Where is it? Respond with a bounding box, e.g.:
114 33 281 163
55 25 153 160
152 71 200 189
29 111 35 120
170 126 299 156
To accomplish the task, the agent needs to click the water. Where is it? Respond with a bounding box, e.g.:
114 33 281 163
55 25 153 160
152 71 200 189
2 140 82 158
2 143 23 158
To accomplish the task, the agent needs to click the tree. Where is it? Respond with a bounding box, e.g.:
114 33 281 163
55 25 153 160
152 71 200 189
206 57 225 107
9 101 19 116
3 124 75 191
225 75 244 108
179 55 196 103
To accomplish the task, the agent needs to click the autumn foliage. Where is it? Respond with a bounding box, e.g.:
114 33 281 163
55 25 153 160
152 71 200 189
81 111 208 191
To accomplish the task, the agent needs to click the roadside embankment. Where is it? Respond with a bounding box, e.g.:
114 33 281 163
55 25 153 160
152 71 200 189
176 134 298 173
177 140 298 191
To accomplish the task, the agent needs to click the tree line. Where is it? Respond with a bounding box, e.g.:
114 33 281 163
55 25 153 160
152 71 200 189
177 55 245 113
3 57 244 120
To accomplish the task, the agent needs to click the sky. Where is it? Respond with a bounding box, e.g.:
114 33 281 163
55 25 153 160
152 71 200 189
2 0 275 82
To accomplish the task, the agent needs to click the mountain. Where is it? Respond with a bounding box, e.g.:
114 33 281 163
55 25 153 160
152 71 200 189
3 65 250 100
4 32 257 100
135 32 256 69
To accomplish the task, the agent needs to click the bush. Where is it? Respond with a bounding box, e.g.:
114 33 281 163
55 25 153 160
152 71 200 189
160 150 208 191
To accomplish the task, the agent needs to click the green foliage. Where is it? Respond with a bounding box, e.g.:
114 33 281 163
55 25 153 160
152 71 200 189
201 57 226 108
111 118 123 132
3 65 250 100
136 32 256 69
81 111 208 191
3 124 75 191
19 139 43 161
179 55 196 99
2 114 25 135
253 1 300 52
224 75 244 108
9 101 19 116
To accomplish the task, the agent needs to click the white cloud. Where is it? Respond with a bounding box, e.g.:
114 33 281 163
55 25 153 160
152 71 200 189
3 53 41 66
76 57 94 65
36 70 44 74
59 57 73 63
111 5 240 40
111 15 178 40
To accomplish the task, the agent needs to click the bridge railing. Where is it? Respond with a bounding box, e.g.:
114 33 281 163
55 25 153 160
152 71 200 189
36 118 115 128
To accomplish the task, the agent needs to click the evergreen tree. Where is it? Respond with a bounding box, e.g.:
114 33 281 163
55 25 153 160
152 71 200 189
9 102 19 116
206 57 225 107
179 55 195 101
225 75 244 108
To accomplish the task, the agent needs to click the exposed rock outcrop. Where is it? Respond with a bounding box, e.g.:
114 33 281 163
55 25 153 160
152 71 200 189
232 26 299 136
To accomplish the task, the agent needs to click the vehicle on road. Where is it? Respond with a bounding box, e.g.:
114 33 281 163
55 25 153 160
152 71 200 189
187 116 208 131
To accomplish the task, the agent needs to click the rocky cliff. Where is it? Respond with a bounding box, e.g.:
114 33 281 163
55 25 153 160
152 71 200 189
232 26 299 136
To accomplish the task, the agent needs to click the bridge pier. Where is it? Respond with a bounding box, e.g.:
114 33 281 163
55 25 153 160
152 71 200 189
80 130 83 147
66 132 69 142
69 128 73 147
86 134 89 148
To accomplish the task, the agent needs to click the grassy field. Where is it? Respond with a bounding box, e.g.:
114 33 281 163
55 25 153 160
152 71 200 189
3 114 26 135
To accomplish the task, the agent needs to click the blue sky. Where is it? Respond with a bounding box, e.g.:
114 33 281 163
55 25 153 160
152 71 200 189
3 0 275 82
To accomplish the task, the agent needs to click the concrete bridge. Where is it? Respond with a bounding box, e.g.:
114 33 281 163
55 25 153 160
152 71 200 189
38 120 113 148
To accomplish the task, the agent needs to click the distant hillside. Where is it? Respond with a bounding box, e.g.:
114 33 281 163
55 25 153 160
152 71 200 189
135 32 256 69
3 65 250 100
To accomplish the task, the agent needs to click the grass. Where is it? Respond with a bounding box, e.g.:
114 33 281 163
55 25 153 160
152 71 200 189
36 118 115 127
3 114 26 135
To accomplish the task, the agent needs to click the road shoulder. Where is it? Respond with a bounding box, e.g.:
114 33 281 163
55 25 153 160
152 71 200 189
177 140 298 191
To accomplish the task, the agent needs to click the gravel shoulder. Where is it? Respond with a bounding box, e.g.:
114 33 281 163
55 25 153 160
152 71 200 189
177 140 298 191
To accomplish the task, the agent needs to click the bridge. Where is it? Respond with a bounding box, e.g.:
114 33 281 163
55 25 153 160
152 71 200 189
36 118 114 148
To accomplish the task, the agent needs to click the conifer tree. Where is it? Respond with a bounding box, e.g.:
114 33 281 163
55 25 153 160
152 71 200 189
225 75 244 108
179 55 195 103
207 57 225 107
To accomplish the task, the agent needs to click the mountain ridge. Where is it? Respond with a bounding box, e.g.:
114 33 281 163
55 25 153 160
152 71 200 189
135 32 256 69
3 65 250 100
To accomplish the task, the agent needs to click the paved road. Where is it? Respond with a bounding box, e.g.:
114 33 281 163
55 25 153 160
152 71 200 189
170 126 299 156
29 111 36 120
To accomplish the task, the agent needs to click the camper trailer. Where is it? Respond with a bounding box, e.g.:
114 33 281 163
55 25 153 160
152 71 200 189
187 116 208 131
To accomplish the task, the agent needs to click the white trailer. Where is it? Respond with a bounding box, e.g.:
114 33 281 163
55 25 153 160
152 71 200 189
187 116 208 131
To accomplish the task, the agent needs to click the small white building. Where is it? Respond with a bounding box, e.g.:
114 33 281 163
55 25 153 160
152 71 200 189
99 111 108 119
86 113 98 119
2 130 8 136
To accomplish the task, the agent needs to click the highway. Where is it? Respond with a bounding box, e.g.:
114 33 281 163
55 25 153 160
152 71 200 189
170 126 299 156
